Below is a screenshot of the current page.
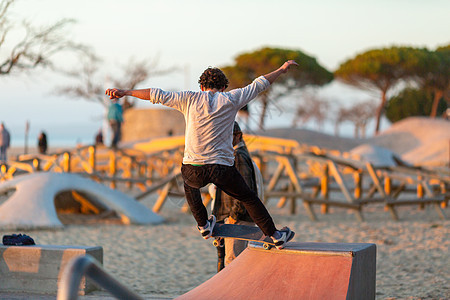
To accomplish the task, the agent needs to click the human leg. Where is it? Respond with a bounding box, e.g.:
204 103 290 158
117 122 122 143
109 121 119 148
212 165 295 248
182 180 217 239
183 181 208 226
212 165 277 237
0 146 6 162
181 164 217 237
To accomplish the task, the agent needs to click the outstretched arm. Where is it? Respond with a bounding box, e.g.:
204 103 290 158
263 60 299 84
105 88 151 100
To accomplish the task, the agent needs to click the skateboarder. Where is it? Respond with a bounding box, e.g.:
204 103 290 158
106 60 298 249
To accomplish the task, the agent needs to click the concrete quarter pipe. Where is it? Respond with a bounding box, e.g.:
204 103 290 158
176 242 376 300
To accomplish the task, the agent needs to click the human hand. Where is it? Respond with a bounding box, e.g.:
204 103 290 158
281 60 299 73
105 88 126 99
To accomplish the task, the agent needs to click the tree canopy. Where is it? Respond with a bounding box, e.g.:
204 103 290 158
335 46 432 134
222 47 333 129
386 87 447 123
416 44 450 117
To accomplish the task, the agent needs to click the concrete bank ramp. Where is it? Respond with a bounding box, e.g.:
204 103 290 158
0 172 164 228
177 242 376 300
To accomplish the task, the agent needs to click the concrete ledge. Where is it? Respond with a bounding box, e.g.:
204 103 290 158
0 244 103 295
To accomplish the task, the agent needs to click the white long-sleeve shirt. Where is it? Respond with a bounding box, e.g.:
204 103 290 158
148 76 270 166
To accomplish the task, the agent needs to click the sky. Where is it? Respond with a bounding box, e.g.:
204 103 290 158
1 0 449 146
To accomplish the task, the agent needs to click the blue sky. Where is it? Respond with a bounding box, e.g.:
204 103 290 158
1 0 449 145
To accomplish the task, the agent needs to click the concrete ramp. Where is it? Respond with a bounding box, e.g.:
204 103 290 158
177 242 376 300
0 172 164 228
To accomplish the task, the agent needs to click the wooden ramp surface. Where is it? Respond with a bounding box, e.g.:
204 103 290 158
176 242 376 300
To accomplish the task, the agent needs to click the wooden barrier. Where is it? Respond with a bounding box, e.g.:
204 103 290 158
1 136 448 220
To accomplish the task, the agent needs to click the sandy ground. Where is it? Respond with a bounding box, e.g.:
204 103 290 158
1 193 448 300
1 117 449 299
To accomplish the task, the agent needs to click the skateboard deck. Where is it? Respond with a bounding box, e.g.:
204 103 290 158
211 223 276 250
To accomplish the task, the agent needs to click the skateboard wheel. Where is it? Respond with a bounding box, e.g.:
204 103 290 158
213 240 219 247
263 243 272 250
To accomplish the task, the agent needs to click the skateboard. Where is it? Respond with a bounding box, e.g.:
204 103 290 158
211 223 276 250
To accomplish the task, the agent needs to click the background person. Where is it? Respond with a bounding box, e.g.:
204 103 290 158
95 128 104 145
211 121 260 269
38 131 48 154
0 122 11 163
107 99 123 148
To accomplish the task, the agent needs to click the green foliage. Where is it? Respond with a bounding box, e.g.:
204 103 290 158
421 44 450 92
222 47 333 89
335 46 431 92
386 88 447 122
334 46 443 133
221 47 333 129
436 44 450 52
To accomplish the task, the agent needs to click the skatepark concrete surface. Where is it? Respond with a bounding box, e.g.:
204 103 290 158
0 172 163 229
0 291 171 299
0 242 376 299
177 242 376 300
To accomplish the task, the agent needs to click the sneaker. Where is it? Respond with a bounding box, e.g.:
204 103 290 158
272 227 295 250
197 215 216 239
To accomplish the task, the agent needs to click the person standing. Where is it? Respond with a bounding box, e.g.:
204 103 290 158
107 99 123 148
212 122 259 269
0 123 11 163
38 131 48 154
95 129 104 145
106 60 298 249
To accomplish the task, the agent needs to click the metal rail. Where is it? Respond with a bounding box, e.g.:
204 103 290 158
57 255 143 300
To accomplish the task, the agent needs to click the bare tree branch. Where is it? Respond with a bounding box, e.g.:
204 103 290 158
0 0 92 75
54 55 177 109
292 92 330 130
334 99 377 138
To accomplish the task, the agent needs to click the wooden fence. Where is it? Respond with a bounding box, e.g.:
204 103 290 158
1 135 448 221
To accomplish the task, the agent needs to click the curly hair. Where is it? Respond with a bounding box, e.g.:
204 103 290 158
198 67 229 90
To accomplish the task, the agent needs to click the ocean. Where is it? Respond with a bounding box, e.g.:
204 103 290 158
9 121 101 148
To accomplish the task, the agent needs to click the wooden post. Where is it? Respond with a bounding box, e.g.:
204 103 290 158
417 176 424 210
147 164 154 186
384 177 391 195
153 181 172 213
265 160 284 204
33 159 41 172
63 152 71 173
110 150 117 189
384 177 391 212
0 164 6 182
136 162 147 191
88 146 96 173
125 158 133 190
441 183 448 209
320 164 329 214
289 181 296 215
290 156 297 215
354 171 362 199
